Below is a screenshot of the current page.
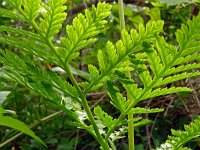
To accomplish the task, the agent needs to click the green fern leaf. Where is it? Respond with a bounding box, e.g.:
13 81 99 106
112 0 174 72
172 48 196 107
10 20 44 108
126 117 152 127
176 15 200 55
3 68 63 105
88 64 100 81
0 50 79 101
133 119 152 127
174 53 200 66
107 81 128 112
0 36 58 64
61 2 112 62
154 72 200 88
122 83 142 100
23 0 41 21
6 0 22 8
164 63 200 76
0 26 41 41
139 69 153 87
114 70 134 84
146 50 164 76
0 8 22 20
141 87 192 101
160 117 200 150
39 0 67 39
94 106 117 129
85 21 164 93
128 107 164 115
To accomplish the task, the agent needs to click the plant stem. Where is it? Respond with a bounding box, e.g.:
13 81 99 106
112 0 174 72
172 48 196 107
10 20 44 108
118 0 134 150
128 113 134 150
105 100 138 144
64 64 110 150
118 0 125 31
46 39 109 150
0 110 63 148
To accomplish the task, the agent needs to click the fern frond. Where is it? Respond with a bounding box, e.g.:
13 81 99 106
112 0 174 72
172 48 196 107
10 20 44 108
39 0 67 39
3 0 41 23
139 68 153 88
125 14 200 103
0 36 59 65
0 50 79 101
146 49 164 76
158 117 200 150
128 107 164 115
164 63 200 76
154 72 200 88
4 68 63 105
0 26 41 41
88 64 100 82
176 14 200 56
6 0 22 9
133 119 152 127
107 81 129 112
0 8 22 20
85 20 164 93
94 106 117 129
141 87 192 101
123 83 143 100
61 2 112 62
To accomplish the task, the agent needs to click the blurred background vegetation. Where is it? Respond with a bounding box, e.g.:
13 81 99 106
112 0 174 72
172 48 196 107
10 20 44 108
0 0 200 149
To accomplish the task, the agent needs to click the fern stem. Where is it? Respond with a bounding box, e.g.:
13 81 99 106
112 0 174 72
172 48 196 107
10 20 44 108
64 64 110 150
46 39 109 150
118 0 125 31
105 100 138 143
118 0 134 150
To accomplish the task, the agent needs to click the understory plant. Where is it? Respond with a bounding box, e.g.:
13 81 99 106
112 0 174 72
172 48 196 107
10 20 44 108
0 0 200 149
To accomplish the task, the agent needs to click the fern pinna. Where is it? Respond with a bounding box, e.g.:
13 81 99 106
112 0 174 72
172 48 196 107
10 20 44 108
158 117 200 150
0 0 200 149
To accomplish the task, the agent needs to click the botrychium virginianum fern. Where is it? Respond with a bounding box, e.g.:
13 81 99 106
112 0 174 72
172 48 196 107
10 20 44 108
0 0 200 149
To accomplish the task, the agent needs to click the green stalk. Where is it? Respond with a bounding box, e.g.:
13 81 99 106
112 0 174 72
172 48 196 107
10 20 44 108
0 110 63 148
118 0 134 150
118 0 125 31
46 40 110 150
